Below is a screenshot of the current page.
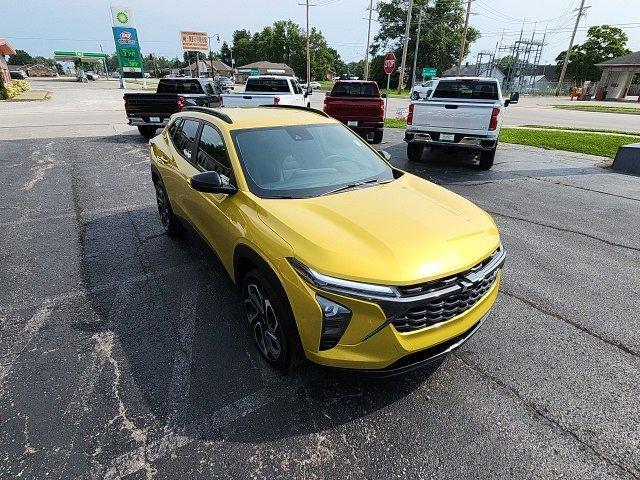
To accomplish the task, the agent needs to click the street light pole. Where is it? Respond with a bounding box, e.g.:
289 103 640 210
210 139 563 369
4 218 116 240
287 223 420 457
555 0 587 96
411 8 424 91
397 0 414 93
457 0 473 75
363 0 374 80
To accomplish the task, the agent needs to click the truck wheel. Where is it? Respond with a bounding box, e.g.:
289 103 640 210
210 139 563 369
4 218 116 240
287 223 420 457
407 143 424 162
372 130 384 144
138 126 157 139
478 147 496 170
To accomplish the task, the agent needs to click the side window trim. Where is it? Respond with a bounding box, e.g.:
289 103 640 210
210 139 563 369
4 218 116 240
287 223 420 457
171 117 202 166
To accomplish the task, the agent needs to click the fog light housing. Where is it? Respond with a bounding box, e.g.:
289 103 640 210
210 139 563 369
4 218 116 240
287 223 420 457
316 295 352 350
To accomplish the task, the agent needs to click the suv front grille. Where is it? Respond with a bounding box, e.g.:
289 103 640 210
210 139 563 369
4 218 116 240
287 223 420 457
385 247 504 334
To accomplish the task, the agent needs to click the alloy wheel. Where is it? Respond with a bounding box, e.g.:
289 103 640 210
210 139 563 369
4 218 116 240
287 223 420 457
244 283 282 361
155 184 170 231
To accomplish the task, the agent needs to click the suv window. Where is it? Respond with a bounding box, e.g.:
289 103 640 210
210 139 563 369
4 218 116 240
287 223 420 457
196 125 233 184
330 82 379 97
204 83 215 95
432 80 499 100
291 80 303 95
172 119 200 161
158 79 204 94
245 78 290 93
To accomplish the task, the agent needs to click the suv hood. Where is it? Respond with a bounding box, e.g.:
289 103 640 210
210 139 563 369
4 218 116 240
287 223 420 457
258 174 500 285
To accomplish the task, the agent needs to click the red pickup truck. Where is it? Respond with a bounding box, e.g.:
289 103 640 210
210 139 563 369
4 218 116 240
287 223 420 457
323 80 385 144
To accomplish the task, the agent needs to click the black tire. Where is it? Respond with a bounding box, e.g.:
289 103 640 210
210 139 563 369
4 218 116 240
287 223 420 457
154 180 184 237
407 143 424 162
138 125 157 139
242 269 303 372
479 146 496 170
372 130 384 144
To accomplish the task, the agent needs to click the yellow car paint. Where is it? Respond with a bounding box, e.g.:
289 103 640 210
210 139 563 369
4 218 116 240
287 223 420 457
149 107 503 372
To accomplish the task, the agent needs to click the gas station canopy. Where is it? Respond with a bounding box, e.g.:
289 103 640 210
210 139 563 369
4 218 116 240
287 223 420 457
53 50 108 64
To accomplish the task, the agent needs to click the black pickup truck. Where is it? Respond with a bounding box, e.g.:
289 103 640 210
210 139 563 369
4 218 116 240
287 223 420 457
124 78 222 138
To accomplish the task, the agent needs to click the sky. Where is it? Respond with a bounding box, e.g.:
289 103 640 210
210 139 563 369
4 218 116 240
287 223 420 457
1 0 639 67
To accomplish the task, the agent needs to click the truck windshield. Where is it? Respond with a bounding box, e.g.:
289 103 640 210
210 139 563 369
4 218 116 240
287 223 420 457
157 80 203 94
245 78 290 93
231 124 394 198
432 80 499 100
330 82 379 97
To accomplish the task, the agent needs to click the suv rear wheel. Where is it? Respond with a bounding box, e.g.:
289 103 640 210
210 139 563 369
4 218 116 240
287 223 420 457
242 269 303 372
407 143 424 162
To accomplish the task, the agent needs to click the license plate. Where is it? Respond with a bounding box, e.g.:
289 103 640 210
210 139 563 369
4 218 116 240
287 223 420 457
149 117 161 123
347 120 358 127
440 133 455 142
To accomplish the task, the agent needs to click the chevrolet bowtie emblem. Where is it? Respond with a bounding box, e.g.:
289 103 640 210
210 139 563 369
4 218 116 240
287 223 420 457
458 278 474 293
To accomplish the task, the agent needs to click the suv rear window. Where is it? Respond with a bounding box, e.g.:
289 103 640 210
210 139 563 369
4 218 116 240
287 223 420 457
157 79 204 94
330 82 379 97
432 80 499 100
245 78 290 93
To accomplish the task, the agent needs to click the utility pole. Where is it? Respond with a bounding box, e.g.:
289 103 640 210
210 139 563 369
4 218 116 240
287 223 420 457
363 0 374 80
397 0 414 93
555 0 587 96
457 0 472 75
299 0 314 88
411 8 424 91
208 35 220 79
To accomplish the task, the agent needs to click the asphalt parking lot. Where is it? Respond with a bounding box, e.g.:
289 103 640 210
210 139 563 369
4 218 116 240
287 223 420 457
1 100 640 478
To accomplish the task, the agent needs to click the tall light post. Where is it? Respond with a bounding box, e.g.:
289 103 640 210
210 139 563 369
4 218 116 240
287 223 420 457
207 34 220 78
397 0 414 93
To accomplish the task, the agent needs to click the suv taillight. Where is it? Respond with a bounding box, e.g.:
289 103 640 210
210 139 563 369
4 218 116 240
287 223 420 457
177 95 186 111
407 103 414 125
274 96 281 105
489 107 500 130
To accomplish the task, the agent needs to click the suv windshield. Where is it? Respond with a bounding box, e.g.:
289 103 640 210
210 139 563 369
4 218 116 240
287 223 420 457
330 82 379 97
245 78 290 93
232 124 395 198
432 80 499 100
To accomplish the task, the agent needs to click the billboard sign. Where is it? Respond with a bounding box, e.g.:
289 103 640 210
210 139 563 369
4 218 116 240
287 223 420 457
110 6 135 28
180 31 209 52
112 26 143 77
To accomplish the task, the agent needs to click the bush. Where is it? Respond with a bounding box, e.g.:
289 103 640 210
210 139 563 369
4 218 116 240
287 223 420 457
1 79 30 99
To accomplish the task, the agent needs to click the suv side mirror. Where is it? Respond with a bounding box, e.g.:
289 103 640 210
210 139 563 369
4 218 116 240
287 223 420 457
509 91 520 104
190 171 237 195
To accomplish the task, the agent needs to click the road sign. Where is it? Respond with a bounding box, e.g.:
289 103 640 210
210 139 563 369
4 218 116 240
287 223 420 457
110 6 135 28
384 52 396 75
422 67 437 77
180 31 209 52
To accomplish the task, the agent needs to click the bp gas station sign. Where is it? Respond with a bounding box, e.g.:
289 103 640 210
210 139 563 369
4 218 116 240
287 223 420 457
110 6 144 80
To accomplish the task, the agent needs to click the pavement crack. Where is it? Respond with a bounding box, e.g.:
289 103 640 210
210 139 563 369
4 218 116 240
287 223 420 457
500 289 640 359
488 210 640 252
454 354 639 479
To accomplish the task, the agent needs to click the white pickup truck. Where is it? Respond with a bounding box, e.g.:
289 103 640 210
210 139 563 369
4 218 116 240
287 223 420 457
405 77 519 169
221 75 311 108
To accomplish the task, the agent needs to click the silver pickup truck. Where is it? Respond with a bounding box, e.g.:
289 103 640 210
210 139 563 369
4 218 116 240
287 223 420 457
405 77 519 169
221 75 311 108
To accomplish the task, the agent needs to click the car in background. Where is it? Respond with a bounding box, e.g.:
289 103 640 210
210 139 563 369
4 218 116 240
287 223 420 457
149 105 504 374
214 75 235 91
10 70 28 80
405 77 518 169
301 81 321 90
124 77 222 138
220 75 310 107
323 80 385 143
411 78 439 100
85 71 100 81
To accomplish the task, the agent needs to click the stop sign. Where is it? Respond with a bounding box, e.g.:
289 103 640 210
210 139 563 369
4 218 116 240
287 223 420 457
384 52 396 75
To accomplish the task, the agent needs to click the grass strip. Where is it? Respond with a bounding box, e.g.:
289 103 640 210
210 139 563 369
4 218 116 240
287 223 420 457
553 104 640 115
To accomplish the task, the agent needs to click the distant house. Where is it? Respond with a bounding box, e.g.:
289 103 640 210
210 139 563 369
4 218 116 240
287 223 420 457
235 61 295 82
0 38 16 83
181 59 232 78
595 51 640 99
25 64 58 77
442 63 506 85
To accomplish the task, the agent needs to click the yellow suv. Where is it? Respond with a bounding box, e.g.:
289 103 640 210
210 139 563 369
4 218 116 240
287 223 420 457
149 106 504 375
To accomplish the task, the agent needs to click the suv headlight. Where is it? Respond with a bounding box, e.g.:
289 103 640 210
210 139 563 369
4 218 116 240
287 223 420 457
287 258 398 299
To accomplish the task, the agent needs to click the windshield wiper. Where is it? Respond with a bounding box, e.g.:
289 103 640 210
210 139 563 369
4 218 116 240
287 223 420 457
321 177 380 196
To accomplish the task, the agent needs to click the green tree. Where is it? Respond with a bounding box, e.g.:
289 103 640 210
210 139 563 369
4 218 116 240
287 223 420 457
555 25 631 83
371 0 479 86
7 49 33 65
220 41 233 66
